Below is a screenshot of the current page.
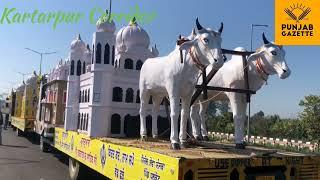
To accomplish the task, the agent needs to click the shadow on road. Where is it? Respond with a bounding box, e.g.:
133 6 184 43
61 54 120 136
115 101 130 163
5 127 40 145
53 151 69 166
0 157 40 165
51 150 107 180
0 144 28 148
24 132 40 145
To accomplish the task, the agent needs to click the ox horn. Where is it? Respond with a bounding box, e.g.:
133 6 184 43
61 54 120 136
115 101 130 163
218 22 223 33
262 32 270 44
196 18 203 30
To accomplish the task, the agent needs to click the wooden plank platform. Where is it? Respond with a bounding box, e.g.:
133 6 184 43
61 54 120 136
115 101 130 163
97 137 314 159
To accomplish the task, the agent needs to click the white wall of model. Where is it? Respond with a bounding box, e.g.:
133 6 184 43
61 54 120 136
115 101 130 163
64 15 165 138
47 59 70 82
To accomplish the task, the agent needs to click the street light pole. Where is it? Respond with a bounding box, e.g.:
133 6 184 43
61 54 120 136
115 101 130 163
25 48 57 75
17 72 32 82
40 53 43 75
250 24 269 51
247 24 268 143
25 48 56 128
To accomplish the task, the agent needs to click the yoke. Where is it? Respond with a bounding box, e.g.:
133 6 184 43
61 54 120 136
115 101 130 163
190 48 256 106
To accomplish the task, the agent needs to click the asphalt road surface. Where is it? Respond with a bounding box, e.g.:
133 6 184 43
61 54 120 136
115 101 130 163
0 127 71 180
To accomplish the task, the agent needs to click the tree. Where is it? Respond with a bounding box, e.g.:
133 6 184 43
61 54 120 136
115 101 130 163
250 111 266 136
206 101 233 133
299 95 320 143
207 112 234 133
252 111 265 120
207 101 229 118
207 102 217 118
216 101 229 114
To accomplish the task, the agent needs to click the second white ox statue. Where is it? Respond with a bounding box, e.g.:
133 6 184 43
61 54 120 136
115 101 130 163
190 33 291 149
139 19 224 150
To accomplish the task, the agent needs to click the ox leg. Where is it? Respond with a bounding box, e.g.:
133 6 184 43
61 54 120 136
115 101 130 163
152 96 162 138
139 91 150 141
169 96 180 150
179 96 192 148
229 95 247 149
190 104 202 141
199 102 209 141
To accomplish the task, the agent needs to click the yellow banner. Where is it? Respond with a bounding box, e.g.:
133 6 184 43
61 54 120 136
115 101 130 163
11 117 34 131
54 128 179 180
11 117 25 131
275 0 320 45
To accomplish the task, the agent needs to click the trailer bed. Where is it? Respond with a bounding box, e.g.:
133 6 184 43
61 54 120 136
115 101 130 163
54 127 320 180
11 116 35 132
98 137 314 159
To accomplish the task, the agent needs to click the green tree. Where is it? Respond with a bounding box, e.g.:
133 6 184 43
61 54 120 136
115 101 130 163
206 101 233 133
299 95 320 143
207 112 234 133
216 101 229 114
207 102 217 118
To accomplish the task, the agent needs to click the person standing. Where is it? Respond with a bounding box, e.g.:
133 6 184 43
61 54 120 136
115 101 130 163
3 114 8 130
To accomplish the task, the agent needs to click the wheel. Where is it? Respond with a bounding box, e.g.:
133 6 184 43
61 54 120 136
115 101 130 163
69 157 90 180
69 157 80 180
40 136 50 152
16 128 23 136
69 157 88 180
69 157 104 179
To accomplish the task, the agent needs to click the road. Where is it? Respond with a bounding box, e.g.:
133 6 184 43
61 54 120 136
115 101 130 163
0 127 71 180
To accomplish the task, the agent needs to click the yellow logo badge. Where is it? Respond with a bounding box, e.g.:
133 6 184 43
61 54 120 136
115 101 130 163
275 0 320 45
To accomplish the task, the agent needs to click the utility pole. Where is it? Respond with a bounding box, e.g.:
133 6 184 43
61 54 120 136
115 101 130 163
250 24 269 51
247 24 268 142
25 48 57 75
17 72 32 82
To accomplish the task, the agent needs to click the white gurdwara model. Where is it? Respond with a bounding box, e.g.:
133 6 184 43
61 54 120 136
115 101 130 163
64 17 166 138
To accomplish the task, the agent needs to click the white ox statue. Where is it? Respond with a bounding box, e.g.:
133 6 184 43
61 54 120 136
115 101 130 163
190 33 291 149
139 19 224 150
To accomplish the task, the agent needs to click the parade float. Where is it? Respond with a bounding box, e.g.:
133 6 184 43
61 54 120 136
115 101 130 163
33 60 69 151
7 4 320 180
10 74 39 136
53 16 320 180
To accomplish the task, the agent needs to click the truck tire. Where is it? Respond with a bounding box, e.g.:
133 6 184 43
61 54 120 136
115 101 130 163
40 136 50 152
69 157 86 180
16 129 23 136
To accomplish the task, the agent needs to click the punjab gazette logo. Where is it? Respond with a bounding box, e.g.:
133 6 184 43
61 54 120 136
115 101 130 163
275 0 320 45
281 3 313 37
284 3 311 23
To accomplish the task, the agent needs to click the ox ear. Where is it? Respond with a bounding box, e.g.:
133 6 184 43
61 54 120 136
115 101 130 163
247 51 264 62
190 28 196 38
179 39 196 51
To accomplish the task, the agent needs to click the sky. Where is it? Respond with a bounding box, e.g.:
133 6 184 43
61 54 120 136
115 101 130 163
0 0 319 118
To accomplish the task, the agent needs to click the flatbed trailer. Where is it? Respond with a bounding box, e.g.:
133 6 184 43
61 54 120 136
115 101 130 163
52 127 320 180
10 74 39 136
11 116 35 136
